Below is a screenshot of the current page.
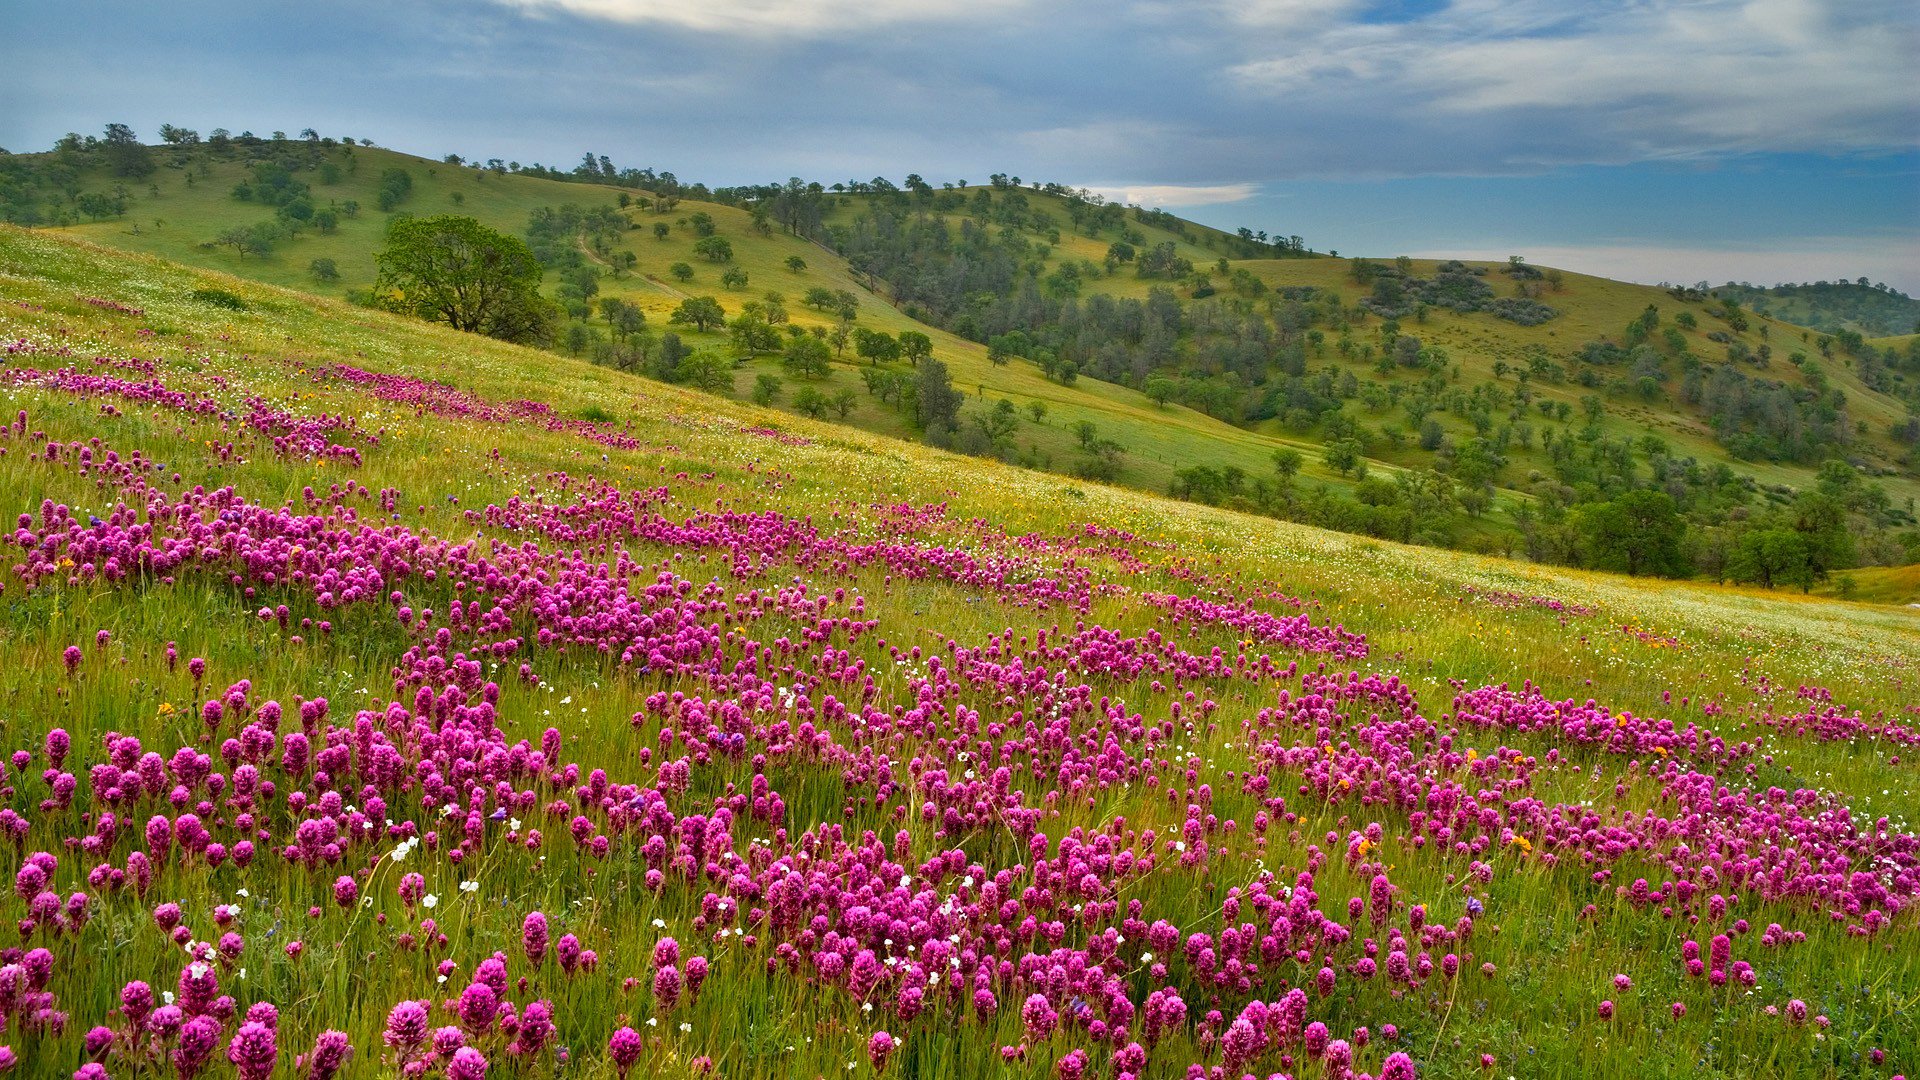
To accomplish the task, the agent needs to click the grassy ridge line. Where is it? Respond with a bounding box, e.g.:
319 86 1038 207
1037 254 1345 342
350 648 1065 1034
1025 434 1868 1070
30 146 1920 516
42 146 1385 495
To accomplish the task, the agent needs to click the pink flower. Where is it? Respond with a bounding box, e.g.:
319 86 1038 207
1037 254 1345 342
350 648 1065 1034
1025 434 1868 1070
868 1031 896 1072
445 1046 488 1080
522 911 549 966
383 1000 429 1053
652 965 681 1011
302 1030 353 1080
1022 994 1057 1041
608 1027 643 1077
226 1020 279 1080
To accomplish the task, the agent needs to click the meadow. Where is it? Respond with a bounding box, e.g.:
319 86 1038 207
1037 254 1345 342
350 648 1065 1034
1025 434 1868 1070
0 226 1916 1079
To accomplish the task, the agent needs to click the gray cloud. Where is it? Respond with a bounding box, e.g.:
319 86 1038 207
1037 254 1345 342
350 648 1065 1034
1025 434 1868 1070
2 0 1913 286
1225 0 1919 164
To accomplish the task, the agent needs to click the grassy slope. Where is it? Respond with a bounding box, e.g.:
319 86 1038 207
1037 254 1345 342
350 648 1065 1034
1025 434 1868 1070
41 145 1920 512
820 189 1917 500
2 227 1917 1078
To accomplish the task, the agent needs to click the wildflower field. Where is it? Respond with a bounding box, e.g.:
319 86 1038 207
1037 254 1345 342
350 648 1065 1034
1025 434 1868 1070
0 226 1915 1079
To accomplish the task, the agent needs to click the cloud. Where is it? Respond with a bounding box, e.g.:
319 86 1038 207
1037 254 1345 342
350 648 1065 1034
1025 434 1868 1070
1085 182 1260 207
1225 0 1920 162
493 0 1024 35
1417 237 1920 294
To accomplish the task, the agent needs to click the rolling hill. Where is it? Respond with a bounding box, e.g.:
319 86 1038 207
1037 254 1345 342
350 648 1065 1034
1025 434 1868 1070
6 131 1917 586
1711 278 1920 339
0 223 1916 1078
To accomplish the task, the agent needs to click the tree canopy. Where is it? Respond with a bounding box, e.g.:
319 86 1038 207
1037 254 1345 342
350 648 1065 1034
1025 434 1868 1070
373 215 555 344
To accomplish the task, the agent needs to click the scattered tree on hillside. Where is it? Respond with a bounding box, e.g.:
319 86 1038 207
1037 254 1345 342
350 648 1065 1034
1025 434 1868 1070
372 215 555 344
669 296 727 333
102 123 154 178
1574 490 1690 577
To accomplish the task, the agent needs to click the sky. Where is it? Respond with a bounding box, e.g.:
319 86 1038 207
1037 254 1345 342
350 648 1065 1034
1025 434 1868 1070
4 0 1917 290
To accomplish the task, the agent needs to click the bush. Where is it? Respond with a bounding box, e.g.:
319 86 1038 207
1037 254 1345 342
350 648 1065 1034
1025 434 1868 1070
189 287 248 310
1488 297 1557 325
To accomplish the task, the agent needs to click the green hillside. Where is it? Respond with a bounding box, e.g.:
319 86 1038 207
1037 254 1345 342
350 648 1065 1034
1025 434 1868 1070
1712 278 1920 339
1 225 1916 1079
6 130 1918 590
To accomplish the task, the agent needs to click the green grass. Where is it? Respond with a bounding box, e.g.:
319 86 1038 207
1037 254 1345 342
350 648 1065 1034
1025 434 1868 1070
1 227 1917 1078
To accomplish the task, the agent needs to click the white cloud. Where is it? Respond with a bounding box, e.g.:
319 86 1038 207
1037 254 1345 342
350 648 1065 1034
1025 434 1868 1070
1226 0 1919 159
1416 237 1920 294
1085 182 1260 207
494 0 1025 35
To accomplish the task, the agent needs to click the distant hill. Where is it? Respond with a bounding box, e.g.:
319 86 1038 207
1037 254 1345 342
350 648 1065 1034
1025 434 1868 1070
1711 279 1920 338
5 127 1917 584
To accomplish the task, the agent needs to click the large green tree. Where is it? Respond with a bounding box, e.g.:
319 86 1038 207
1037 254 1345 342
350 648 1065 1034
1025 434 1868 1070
669 296 727 333
373 216 554 344
1575 490 1690 577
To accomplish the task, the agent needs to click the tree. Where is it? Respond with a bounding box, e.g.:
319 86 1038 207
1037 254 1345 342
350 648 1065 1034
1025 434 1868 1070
373 216 555 344
653 222 671 241
599 297 645 340
1323 439 1364 478
1574 490 1689 577
1726 528 1814 590
782 334 832 379
308 258 340 283
897 330 933 367
102 123 154 178
915 358 963 432
970 398 1019 450
679 352 733 393
669 262 695 283
853 328 900 365
728 312 782 356
793 387 830 418
720 266 750 289
785 255 807 273
564 322 591 354
694 235 734 262
1144 374 1177 406
377 168 414 212
215 222 280 259
76 192 119 221
1787 491 1856 579
669 296 727 333
831 388 858 418
751 374 783 406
